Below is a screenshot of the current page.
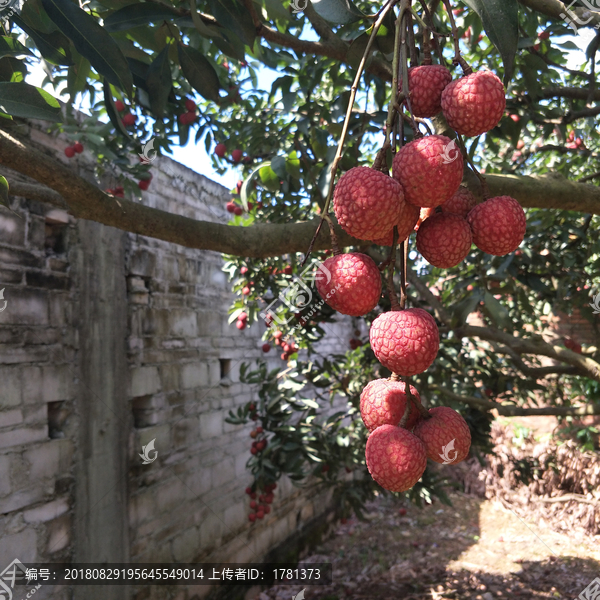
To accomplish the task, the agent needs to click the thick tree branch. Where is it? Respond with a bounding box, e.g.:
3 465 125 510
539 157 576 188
430 385 600 417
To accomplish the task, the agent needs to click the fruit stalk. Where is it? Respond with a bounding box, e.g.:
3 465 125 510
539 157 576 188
404 376 431 419
441 0 472 75
456 135 490 199
387 226 401 310
302 0 402 266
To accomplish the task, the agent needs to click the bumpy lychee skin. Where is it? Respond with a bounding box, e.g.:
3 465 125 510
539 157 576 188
333 167 404 241
371 201 420 246
413 406 471 464
316 253 381 317
403 65 452 118
365 425 427 492
416 213 472 268
466 195 526 256
370 309 439 377
440 187 478 218
392 135 464 208
441 70 506 137
360 379 422 432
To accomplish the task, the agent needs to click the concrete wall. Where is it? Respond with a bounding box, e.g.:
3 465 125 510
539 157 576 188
0 124 352 600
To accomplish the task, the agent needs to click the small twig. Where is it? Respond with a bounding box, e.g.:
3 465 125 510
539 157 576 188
399 238 408 309
418 0 445 66
405 377 431 419
441 0 472 75
407 6 418 67
579 169 600 183
387 227 400 310
456 135 489 199
400 11 422 137
323 214 340 254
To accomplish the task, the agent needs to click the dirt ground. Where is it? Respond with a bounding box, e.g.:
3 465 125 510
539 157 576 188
253 491 600 600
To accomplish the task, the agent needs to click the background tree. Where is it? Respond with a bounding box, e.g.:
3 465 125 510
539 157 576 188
0 0 599 514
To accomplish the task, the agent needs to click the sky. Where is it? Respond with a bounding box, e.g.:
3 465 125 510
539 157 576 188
24 25 596 193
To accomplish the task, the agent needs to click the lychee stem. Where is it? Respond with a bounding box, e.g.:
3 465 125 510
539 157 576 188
442 0 473 76
407 8 419 68
399 395 411 428
399 238 408 309
418 1 447 67
323 214 341 255
400 11 423 138
301 0 401 266
456 135 491 199
386 226 401 310
404 376 432 419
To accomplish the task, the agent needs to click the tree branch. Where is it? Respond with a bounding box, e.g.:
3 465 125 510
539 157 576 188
518 0 600 30
430 385 600 417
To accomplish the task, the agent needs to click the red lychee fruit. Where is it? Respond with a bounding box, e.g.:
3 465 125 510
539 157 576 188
242 286 250 295
248 513 256 522
138 180 150 191
231 149 243 163
371 201 420 246
416 213 472 268
399 508 407 516
64 146 75 158
114 100 125 112
369 309 439 376
333 167 405 241
403 65 452 118
316 252 381 317
360 379 422 432
73 142 84 154
256 511 264 519
215 143 227 158
185 98 196 111
440 187 478 218
441 70 506 137
122 113 136 127
234 206 243 216
538 30 550 40
466 195 526 256
365 425 427 492
392 135 464 208
413 406 471 464
262 343 271 353
226 202 236 213
236 320 246 330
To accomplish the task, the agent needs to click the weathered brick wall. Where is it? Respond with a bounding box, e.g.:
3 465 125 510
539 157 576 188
0 124 352 600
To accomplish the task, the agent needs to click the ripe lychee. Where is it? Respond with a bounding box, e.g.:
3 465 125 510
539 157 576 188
231 149 243 163
226 202 236 213
441 70 506 137
365 425 427 492
466 195 526 256
185 98 196 111
122 113 136 127
115 100 125 112
440 187 478 218
64 146 75 158
316 253 381 317
413 406 471 464
371 201 420 246
138 180 150 191
369 309 439 377
416 213 472 268
262 343 271 353
215 143 227 158
403 65 452 118
73 142 84 154
392 135 464 208
360 379 422 432
333 167 405 241
234 206 243 216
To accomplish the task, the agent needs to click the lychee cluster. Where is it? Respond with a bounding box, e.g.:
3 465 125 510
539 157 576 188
245 481 277 522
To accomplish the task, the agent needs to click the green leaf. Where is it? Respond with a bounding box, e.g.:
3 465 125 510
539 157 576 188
240 163 265 211
13 16 73 65
67 48 90 99
271 155 287 178
41 0 133 95
103 79 130 139
0 58 27 83
145 45 171 118
311 0 364 24
286 151 301 179
0 82 61 121
260 0 291 22
190 0 224 38
20 0 57 34
0 176 9 208
0 37 34 59
208 0 256 47
462 0 519 83
177 43 220 102
103 2 181 32
483 292 512 329
259 164 280 192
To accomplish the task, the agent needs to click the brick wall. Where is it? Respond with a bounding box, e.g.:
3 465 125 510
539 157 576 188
0 123 352 600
